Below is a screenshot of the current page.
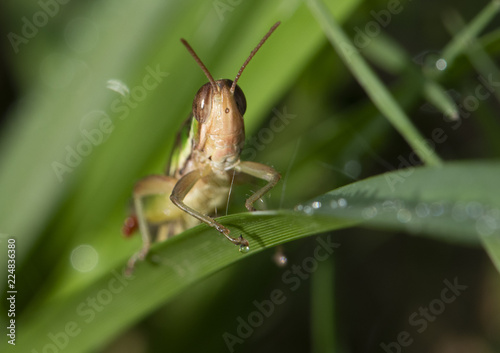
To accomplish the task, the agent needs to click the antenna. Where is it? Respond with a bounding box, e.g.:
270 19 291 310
230 21 281 94
181 38 218 91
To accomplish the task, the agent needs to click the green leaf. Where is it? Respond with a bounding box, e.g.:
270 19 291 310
305 0 443 167
13 161 500 352
298 161 500 266
311 255 337 353
18 212 355 353
441 0 500 67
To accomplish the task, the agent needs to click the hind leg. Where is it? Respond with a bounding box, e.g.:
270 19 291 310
125 175 179 275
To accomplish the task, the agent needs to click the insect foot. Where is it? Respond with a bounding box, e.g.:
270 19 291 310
125 256 138 277
238 235 250 253
245 203 257 212
220 227 250 251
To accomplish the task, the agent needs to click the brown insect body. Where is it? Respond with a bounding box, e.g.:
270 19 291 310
124 22 281 275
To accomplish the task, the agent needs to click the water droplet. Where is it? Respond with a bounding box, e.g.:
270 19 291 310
415 202 430 218
312 201 322 209
303 205 313 214
295 204 304 211
239 245 250 253
330 200 338 209
466 201 484 219
397 208 412 223
70 244 98 272
107 79 130 97
338 198 347 208
435 58 447 71
430 202 444 217
476 215 497 236
274 255 287 266
488 208 500 220
382 200 397 212
362 206 378 219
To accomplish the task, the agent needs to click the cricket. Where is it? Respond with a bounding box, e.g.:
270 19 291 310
123 22 282 274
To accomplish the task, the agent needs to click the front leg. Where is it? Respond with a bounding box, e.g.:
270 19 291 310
170 169 249 250
235 161 281 211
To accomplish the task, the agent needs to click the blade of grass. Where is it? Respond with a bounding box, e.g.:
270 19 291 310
441 10 500 154
305 0 443 166
298 161 500 269
444 9 500 103
441 0 500 68
10 160 500 353
16 212 357 353
422 80 459 120
311 255 337 353
362 34 459 120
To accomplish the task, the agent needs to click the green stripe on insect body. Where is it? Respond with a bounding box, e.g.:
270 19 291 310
167 115 198 177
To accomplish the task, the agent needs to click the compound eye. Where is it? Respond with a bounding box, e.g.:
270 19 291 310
232 83 247 116
192 83 213 123
222 79 246 116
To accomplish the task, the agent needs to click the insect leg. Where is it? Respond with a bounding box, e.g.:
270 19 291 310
170 169 249 249
235 161 281 211
126 175 177 275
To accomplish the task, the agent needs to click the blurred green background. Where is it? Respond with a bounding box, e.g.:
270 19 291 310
1 0 500 352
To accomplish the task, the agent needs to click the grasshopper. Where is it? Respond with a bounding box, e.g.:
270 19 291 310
123 22 282 274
